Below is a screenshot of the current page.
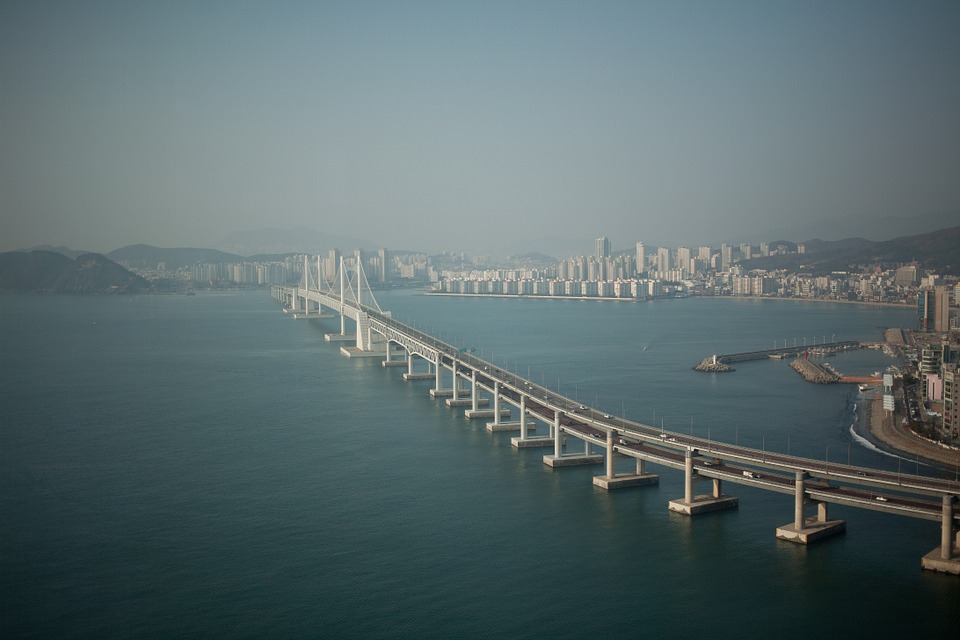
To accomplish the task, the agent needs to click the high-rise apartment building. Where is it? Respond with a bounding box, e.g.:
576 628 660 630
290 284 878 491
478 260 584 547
587 258 600 282
935 286 951 332
596 236 611 261
595 236 611 280
895 264 919 287
919 289 933 330
677 247 691 274
657 246 671 273
378 248 390 283
721 244 732 271
636 242 646 276
325 249 341 279
920 287 952 332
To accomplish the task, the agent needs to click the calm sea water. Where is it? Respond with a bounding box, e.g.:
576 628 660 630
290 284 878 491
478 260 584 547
2 290 958 639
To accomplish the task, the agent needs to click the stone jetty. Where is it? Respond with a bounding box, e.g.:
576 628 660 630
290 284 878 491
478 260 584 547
694 356 734 373
790 358 839 383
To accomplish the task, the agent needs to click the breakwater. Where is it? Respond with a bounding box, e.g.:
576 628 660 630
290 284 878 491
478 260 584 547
694 340 860 373
790 358 840 383
693 356 734 372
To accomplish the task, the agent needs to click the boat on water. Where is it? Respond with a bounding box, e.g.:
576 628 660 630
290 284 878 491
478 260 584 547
859 383 870 392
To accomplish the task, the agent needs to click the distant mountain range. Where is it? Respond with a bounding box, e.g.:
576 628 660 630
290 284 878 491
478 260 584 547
22 245 98 260
213 228 379 256
106 244 249 270
750 210 959 249
742 226 960 275
0 251 150 294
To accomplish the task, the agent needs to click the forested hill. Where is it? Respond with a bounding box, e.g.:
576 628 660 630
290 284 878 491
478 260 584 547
106 244 246 270
0 251 151 294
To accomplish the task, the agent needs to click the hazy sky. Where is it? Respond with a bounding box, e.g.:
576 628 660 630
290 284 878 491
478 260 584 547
2 1 958 254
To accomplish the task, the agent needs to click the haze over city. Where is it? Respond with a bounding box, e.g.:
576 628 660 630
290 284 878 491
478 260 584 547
2 1 958 256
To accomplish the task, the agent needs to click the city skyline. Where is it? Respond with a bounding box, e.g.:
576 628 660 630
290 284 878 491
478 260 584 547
2 2 958 255
10 215 958 267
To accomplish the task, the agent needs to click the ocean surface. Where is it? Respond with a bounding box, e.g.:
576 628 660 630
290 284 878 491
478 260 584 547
2 290 958 639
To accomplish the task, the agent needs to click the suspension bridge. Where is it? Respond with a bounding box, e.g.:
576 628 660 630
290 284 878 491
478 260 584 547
273 256 960 575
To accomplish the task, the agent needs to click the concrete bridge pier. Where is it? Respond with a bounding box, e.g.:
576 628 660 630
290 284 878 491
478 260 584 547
447 364 490 409
464 370 499 418
669 449 738 515
381 341 408 367
487 380 520 433
293 298 327 318
776 470 845 543
511 395 552 448
293 297 317 317
711 478 723 498
429 360 455 398
402 354 435 380
339 312 385 358
921 494 960 574
324 306 355 343
470 371 478 411
311 300 333 317
451 363 459 401
544 412 603 468
476 380 512 424
593 430 659 490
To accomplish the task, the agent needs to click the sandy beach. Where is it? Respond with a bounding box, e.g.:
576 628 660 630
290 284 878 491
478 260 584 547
864 391 960 472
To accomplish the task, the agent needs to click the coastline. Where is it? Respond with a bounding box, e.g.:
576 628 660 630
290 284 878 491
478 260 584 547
424 291 911 308
700 294 910 309
862 391 960 473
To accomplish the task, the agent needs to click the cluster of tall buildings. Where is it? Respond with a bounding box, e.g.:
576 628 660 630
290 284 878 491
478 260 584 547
918 285 953 333
919 340 959 438
914 278 960 438
433 236 833 302
184 248 435 287
190 261 287 285
558 237 800 283
313 248 393 284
